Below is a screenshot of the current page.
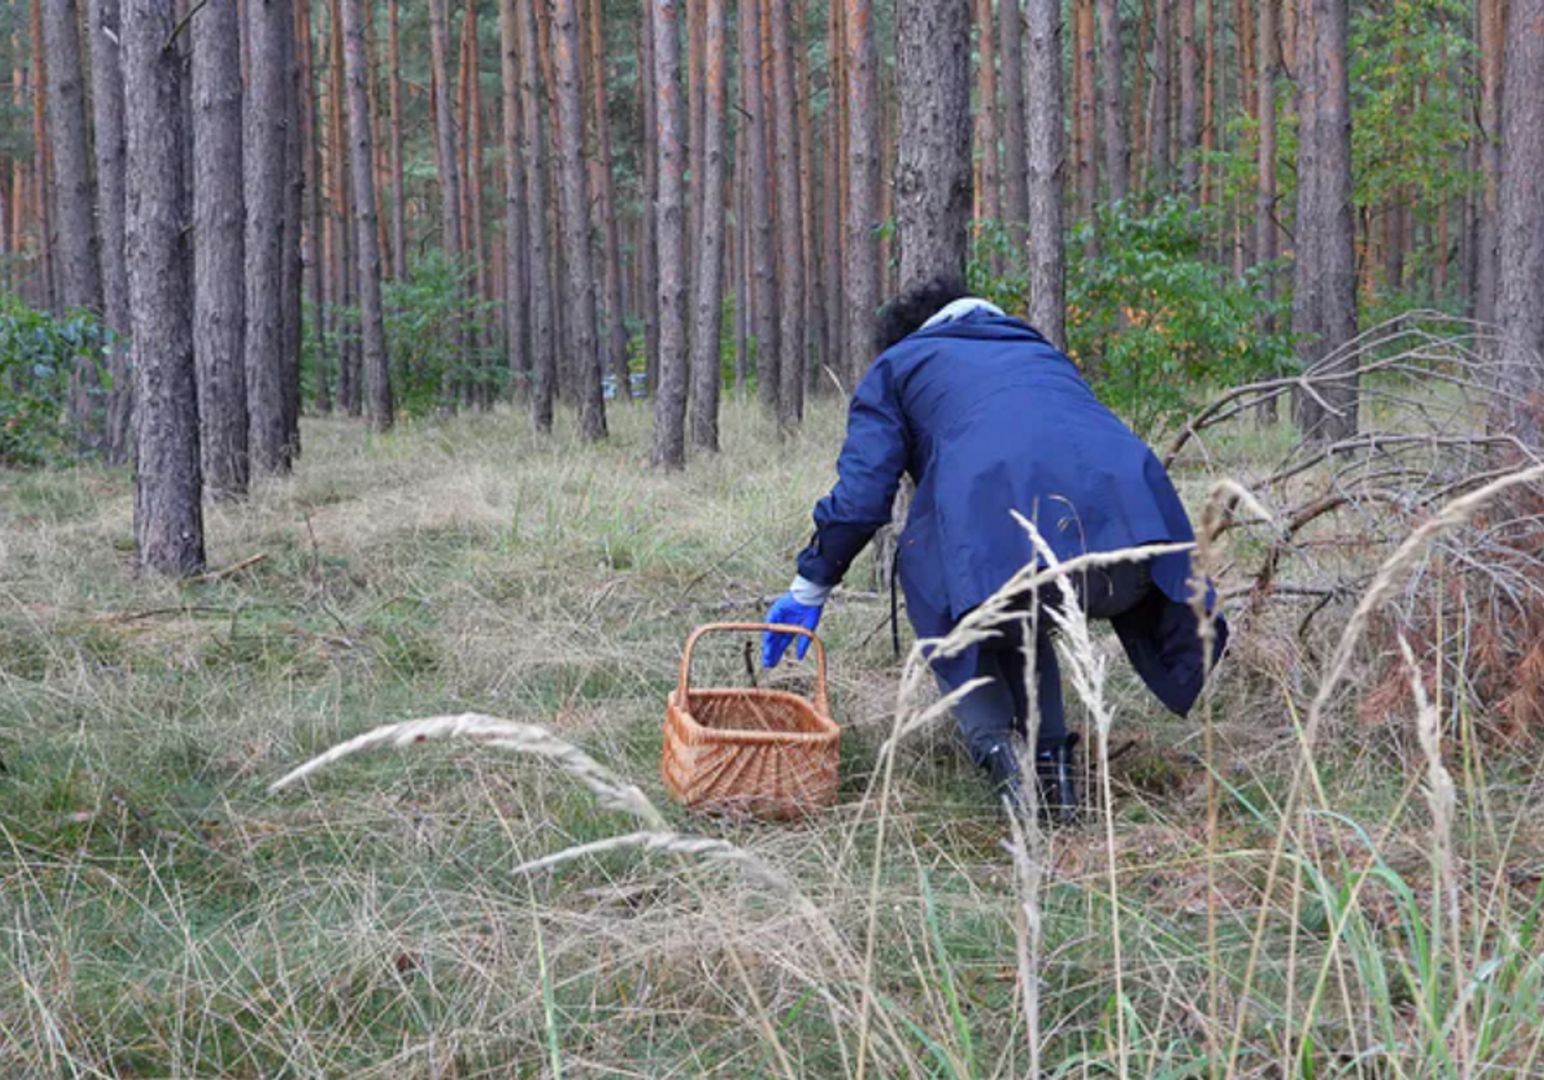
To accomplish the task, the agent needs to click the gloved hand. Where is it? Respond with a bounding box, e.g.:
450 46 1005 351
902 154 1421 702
761 593 823 668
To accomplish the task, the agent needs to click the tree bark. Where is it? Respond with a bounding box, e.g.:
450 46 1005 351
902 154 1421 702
975 0 1000 228
1148 0 1171 190
895 0 972 291
328 0 358 417
1131 0 1149 188
1201 0 1215 204
1098 0 1129 201
689 0 727 451
649 0 689 468
1496 0 1544 444
88 0 133 462
427 0 465 409
822 0 845 379
298 0 330 415
125 0 203 576
192 0 248 498
42 0 99 315
1475 0 1505 327
517 0 556 433
28 0 54 311
388 0 406 281
342 0 393 432
640 0 661 397
1291 0 1358 442
1178 0 1199 198
588 0 631 397
1025 0 1066 347
771 0 805 425
1257 0 1278 284
281 0 304 456
42 0 103 441
246 0 295 476
553 0 607 439
998 0 1030 233
1074 0 1098 228
844 0 881 382
500 0 529 397
743 0 779 408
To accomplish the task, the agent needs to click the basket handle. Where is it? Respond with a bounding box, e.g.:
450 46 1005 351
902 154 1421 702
677 623 830 717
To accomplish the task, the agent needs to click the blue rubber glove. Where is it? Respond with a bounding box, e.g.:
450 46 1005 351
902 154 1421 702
762 593 823 668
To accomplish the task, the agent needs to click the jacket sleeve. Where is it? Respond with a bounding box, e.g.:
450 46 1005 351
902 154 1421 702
796 357 910 587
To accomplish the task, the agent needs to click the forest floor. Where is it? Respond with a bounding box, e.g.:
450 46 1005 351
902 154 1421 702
3 399 1543 1077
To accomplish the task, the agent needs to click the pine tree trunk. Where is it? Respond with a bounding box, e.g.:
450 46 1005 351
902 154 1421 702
689 0 727 451
246 0 295 475
1074 0 1098 228
640 0 661 397
193 0 248 498
1098 0 1129 201
281 1 304 456
42 0 99 316
427 0 465 409
553 0 607 440
28 0 54 311
843 0 881 383
388 0 406 281
1495 0 1544 443
1201 0 1215 204
298 0 329 414
328 0 358 417
822 0 846 381
1256 0 1277 287
649 0 689 467
975 0 1000 229
895 0 972 290
588 0 631 397
1130 0 1149 189
462 2 491 408
797 0 820 396
771 0 805 426
1148 0 1171 190
743 0 779 409
1291 0 1358 442
1178 0 1199 198
455 2 477 407
687 0 705 299
1025 0 1066 347
42 0 103 441
1474 0 1504 327
88 0 132 461
500 0 529 397
998 0 1030 234
342 0 393 432
517 0 556 433
125 0 203 576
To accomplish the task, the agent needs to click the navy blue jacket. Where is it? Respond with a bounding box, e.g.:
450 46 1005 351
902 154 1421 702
796 311 1225 715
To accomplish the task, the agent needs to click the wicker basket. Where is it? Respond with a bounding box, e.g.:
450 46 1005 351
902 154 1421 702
662 622 840 819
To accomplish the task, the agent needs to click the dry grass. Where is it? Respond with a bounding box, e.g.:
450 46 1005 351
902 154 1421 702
3 395 1544 1077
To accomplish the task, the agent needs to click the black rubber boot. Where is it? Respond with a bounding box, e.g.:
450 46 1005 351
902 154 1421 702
1033 733 1082 826
981 742 1026 809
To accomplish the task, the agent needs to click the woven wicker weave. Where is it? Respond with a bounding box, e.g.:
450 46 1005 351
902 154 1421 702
662 623 840 819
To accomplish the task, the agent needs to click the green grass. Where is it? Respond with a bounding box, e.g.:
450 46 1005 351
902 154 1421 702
2 398 1542 1077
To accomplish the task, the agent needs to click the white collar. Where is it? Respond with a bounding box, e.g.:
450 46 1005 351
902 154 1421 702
921 297 1006 329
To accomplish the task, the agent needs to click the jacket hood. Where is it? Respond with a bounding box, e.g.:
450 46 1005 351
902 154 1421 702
909 311 1051 347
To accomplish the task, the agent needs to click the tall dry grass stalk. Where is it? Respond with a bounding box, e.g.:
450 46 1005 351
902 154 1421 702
1227 463 1544 1071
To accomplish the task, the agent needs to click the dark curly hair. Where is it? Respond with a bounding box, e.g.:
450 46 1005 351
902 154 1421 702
874 274 970 353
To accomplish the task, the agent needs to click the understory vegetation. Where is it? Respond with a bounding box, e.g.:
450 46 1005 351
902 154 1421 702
3 382 1542 1077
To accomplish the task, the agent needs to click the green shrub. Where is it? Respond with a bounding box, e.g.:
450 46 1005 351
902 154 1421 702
1067 198 1292 437
0 297 111 467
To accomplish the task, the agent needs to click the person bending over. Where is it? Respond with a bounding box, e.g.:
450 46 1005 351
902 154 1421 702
760 276 1227 821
